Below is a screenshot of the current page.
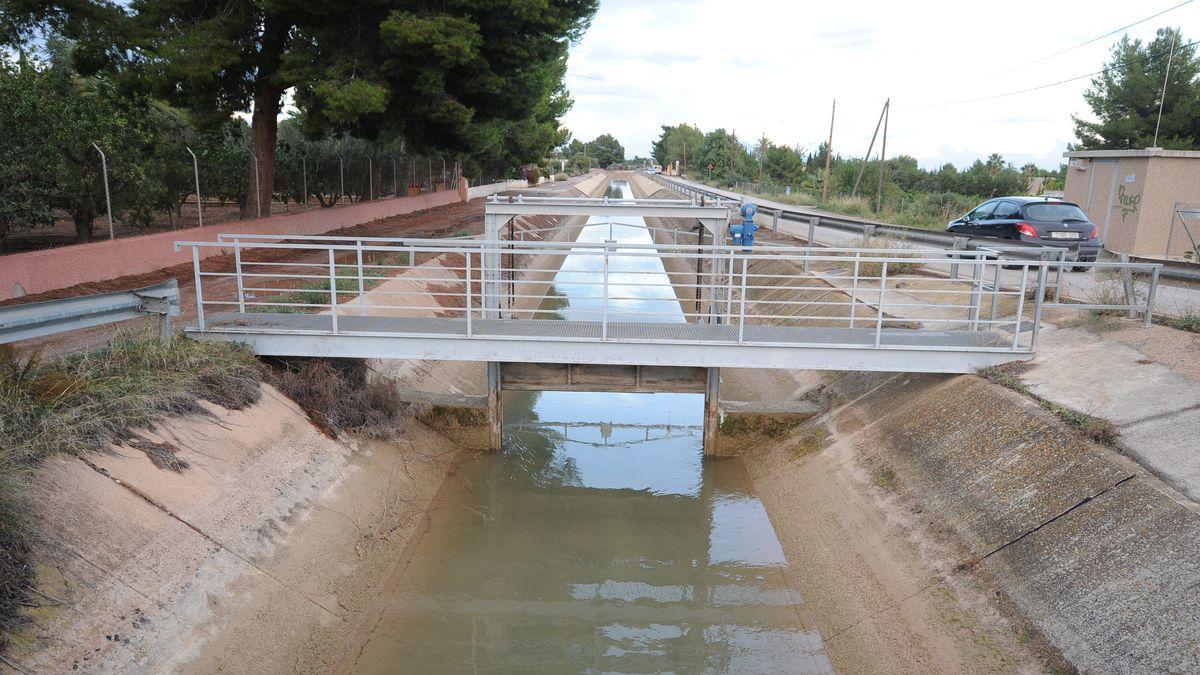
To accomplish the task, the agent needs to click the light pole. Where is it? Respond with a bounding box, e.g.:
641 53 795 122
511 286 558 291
392 156 398 196
186 146 203 228
249 149 262 218
440 156 446 188
339 155 345 202
302 156 308 208
91 142 114 239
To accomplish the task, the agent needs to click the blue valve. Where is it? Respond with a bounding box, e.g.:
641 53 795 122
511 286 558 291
730 202 758 249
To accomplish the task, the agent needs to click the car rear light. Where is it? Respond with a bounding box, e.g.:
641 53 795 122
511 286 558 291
1016 222 1039 237
1088 224 1100 240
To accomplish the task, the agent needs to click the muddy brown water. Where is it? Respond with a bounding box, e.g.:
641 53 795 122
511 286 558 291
347 182 832 671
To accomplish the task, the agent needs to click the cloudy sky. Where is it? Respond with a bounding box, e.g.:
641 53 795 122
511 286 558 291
561 0 1199 169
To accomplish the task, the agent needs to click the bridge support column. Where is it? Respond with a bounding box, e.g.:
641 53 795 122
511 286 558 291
487 361 502 451
703 367 720 456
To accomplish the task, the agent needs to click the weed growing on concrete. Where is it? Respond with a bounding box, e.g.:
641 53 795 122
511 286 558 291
1156 309 1200 334
978 363 1118 446
0 332 262 647
419 405 488 429
857 237 926 277
259 255 411 313
264 357 424 438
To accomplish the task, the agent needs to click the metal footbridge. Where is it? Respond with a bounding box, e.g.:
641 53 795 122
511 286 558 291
170 195 1155 374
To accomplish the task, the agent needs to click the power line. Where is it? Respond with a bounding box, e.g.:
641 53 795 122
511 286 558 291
989 0 1194 77
910 37 1198 107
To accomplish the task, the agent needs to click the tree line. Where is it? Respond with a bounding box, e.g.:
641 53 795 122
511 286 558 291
0 0 599 243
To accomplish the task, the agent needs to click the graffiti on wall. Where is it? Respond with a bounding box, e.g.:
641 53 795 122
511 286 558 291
1117 184 1142 223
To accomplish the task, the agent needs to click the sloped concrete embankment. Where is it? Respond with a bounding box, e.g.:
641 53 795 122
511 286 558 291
741 368 1200 673
10 384 469 673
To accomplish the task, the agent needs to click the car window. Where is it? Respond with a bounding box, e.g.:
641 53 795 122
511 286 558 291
965 201 996 221
991 201 1021 219
1025 203 1089 222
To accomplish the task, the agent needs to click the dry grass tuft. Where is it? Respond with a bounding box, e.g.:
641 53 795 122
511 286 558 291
858 237 926 277
265 357 425 439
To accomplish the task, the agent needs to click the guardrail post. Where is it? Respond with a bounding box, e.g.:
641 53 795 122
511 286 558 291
874 260 888 347
1053 249 1066 303
1144 266 1160 327
233 241 246 313
862 223 875 247
356 240 366 316
949 237 967 279
328 249 339 333
1119 253 1137 319
192 246 205 330
772 209 779 233
989 261 1002 328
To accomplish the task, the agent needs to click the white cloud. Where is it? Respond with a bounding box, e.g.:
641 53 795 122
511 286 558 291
563 0 1199 168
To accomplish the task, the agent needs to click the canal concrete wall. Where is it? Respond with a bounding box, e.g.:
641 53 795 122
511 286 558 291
729 366 1200 673
11 384 469 672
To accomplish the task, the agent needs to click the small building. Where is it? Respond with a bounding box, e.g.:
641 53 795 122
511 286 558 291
1062 148 1200 258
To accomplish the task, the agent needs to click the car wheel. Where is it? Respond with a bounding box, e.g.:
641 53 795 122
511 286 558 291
1071 265 1088 272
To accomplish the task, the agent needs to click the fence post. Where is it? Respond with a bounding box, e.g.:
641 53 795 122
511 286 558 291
186 146 203 228
772 208 779 234
302 156 308 208
91 142 114 239
466 250 474 337
368 157 374 201
339 155 345 202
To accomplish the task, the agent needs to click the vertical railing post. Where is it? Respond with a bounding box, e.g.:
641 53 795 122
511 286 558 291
234 241 246 313
873 260 888 347
356 240 366 316
602 245 610 340
725 247 735 322
1119 253 1137 319
192 246 206 330
989 261 1002 328
1053 250 1065 303
949 237 967 279
466 250 474 337
848 252 861 328
1144 266 1160 327
1030 262 1047 351
1011 266 1030 350
737 256 749 343
328 248 339 333
968 255 983 330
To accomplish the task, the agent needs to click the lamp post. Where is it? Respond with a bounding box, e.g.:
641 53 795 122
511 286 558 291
186 146 203 228
91 142 114 239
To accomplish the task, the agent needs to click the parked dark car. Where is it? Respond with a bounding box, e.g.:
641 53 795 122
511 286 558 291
947 197 1102 263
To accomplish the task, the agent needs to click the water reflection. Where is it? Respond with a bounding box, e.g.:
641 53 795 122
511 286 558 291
349 182 831 673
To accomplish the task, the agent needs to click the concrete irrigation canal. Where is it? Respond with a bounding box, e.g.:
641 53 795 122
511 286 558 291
3 173 1198 673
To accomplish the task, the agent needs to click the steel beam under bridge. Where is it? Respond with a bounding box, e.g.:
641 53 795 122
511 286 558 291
483 195 732 240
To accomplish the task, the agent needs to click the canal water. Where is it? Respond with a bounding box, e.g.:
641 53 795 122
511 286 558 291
349 182 831 672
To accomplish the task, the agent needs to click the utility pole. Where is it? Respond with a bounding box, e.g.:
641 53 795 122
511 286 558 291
875 99 890 212
823 99 836 203
851 100 888 199
1154 30 1178 147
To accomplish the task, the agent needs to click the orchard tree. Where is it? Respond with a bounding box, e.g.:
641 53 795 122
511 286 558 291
1074 27 1200 150
7 0 598 218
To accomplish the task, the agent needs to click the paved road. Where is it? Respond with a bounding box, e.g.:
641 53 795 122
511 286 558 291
664 176 1200 318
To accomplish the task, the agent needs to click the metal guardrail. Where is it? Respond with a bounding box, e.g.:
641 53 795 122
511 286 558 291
649 174 1198 281
174 235 1161 357
0 279 181 344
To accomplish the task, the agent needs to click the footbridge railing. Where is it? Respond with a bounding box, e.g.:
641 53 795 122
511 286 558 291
173 235 1161 371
